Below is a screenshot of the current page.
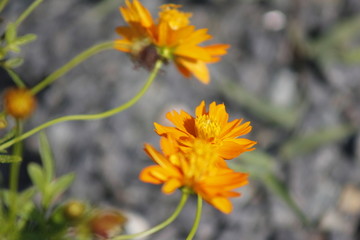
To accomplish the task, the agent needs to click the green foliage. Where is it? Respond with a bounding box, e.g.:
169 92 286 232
308 15 360 64
28 132 75 209
230 151 310 226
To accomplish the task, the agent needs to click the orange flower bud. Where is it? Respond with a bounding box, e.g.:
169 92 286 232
3 87 36 119
90 209 127 238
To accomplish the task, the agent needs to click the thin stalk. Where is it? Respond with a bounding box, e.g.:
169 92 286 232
111 192 189 240
0 0 9 13
0 60 163 151
9 120 24 221
4 68 26 88
185 195 203 240
31 41 114 95
14 0 44 28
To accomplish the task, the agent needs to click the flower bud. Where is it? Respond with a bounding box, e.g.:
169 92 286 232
90 209 127 238
63 200 86 220
3 87 36 119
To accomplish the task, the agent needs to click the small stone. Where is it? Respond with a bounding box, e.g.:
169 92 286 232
339 184 360 215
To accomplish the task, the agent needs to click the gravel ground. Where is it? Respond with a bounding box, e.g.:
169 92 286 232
1 0 360 240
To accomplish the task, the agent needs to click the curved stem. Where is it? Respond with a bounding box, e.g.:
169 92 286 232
31 41 114 95
185 195 203 240
14 0 44 28
111 192 189 240
0 60 163 151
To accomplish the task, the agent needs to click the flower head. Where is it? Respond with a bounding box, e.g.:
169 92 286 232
115 0 229 83
155 101 257 159
3 87 36 119
140 137 248 213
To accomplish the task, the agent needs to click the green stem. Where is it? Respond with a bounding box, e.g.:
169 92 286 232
4 68 26 88
9 120 24 221
14 0 44 28
0 60 163 151
31 41 114 95
185 195 203 240
0 0 9 13
111 192 189 240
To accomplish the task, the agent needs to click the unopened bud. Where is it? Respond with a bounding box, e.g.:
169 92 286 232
63 200 86 220
3 87 36 119
90 209 127 238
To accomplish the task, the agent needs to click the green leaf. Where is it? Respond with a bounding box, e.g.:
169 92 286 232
13 33 37 46
0 128 15 145
260 173 310 226
0 0 9 13
43 173 75 208
0 154 22 163
16 187 36 229
4 57 24 68
5 22 17 43
28 163 46 192
280 124 355 160
7 44 20 53
231 151 310 226
38 132 54 182
219 80 304 129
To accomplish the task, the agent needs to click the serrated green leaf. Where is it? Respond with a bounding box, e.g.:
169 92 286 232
4 57 24 68
13 34 37 46
39 132 54 182
28 163 45 192
0 154 22 163
5 22 17 43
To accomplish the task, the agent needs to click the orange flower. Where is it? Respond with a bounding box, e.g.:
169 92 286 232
115 0 157 66
114 0 229 83
155 101 256 160
3 87 36 119
140 137 248 214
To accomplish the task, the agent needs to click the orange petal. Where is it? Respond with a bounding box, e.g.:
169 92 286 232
162 178 183 194
139 166 165 184
218 139 257 159
204 44 230 56
174 45 212 61
210 197 233 214
175 57 210 84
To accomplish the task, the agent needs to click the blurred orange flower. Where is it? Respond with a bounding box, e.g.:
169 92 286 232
3 87 36 119
139 137 248 214
114 0 229 83
155 101 257 159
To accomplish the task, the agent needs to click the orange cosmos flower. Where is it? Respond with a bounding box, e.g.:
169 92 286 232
155 101 257 160
114 0 229 83
115 0 157 68
140 137 249 214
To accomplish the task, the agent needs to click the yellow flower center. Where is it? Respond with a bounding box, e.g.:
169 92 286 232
185 139 219 183
159 4 192 30
195 115 221 140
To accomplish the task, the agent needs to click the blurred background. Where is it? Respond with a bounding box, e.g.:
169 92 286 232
1 0 360 239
